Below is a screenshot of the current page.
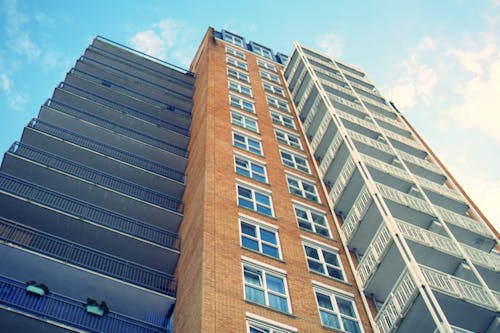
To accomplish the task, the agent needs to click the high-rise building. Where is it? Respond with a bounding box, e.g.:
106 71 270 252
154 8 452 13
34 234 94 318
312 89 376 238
0 26 498 333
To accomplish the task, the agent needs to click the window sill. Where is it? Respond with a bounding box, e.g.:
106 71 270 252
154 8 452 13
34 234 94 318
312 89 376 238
299 227 336 243
241 247 285 264
244 300 296 318
235 173 270 187
238 205 277 221
309 270 352 287
289 193 323 206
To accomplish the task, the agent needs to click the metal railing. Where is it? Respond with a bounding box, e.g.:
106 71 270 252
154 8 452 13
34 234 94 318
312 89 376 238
435 206 493 239
319 131 343 176
9 142 183 212
28 119 185 182
376 182 434 216
340 185 372 242
0 217 176 296
310 113 331 151
302 96 322 131
328 157 356 203
0 274 170 333
46 99 188 157
0 173 180 250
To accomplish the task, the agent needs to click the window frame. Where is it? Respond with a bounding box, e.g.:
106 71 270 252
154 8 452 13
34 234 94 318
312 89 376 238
230 94 255 114
275 128 302 150
236 181 274 217
260 70 281 84
242 258 291 314
227 56 248 71
222 31 245 48
239 215 281 259
270 111 296 130
286 173 320 203
257 59 277 72
246 313 297 333
235 153 268 183
233 131 263 156
229 79 253 98
303 238 345 282
293 202 331 238
231 110 259 133
226 46 246 59
266 95 289 112
263 82 285 97
228 67 250 83
251 42 273 60
280 149 310 174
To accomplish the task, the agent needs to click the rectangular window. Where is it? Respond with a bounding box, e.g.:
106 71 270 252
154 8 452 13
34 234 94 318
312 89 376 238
230 94 255 113
246 316 296 333
280 150 310 174
229 80 252 97
240 218 280 259
304 241 345 281
263 82 285 97
231 111 258 133
227 46 246 59
314 288 362 333
275 129 302 150
227 56 248 71
260 70 281 84
257 59 277 72
266 95 289 112
233 132 263 155
223 31 244 48
251 43 273 60
271 111 295 130
243 262 290 313
228 68 250 83
286 175 319 203
237 183 273 216
235 155 267 183
293 204 331 237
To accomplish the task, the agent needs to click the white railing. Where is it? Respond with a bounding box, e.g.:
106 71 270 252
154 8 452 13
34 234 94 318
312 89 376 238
296 81 315 112
306 55 337 72
312 66 347 85
340 185 372 241
375 268 418 333
337 109 379 133
302 95 322 131
319 77 356 98
398 150 442 174
436 206 493 239
328 157 355 202
420 264 497 311
291 65 309 97
376 183 434 216
357 223 393 287
347 130 391 152
371 110 408 130
358 94 395 114
310 113 331 151
285 56 302 86
461 245 500 272
385 130 423 151
329 93 366 113
319 131 343 175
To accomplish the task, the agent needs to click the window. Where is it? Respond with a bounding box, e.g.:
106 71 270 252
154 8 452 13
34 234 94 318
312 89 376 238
286 175 319 202
280 150 310 174
271 111 295 130
235 155 267 183
243 261 290 313
233 132 262 155
314 288 362 333
223 31 244 47
237 183 273 216
251 43 273 60
227 56 248 70
228 68 250 83
260 70 280 84
266 95 289 112
231 111 258 132
229 80 252 97
275 129 302 150
227 46 246 59
257 59 277 72
293 204 331 237
240 218 280 259
263 82 285 97
246 316 297 333
304 241 345 281
230 94 255 113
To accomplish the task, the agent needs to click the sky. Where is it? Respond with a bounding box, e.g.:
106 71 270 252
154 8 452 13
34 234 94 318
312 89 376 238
0 0 499 232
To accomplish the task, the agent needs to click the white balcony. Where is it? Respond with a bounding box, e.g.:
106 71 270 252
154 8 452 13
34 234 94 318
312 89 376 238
327 156 356 203
310 112 332 151
340 185 372 242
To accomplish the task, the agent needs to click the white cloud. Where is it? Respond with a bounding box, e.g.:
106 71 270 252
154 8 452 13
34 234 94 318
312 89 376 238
418 36 435 50
130 30 167 59
315 32 344 58
0 73 11 92
454 43 496 74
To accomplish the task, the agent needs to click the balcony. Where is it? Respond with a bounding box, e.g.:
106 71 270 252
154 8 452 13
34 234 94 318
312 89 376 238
318 131 344 177
0 274 171 333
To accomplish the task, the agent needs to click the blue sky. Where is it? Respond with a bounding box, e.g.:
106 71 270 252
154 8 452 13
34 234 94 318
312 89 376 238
1 0 499 231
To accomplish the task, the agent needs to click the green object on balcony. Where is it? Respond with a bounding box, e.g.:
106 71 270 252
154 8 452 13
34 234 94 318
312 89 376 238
86 304 105 317
26 284 46 296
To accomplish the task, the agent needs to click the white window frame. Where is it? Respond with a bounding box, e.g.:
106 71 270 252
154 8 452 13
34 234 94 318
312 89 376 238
227 46 246 59
266 95 289 112
228 68 250 83
239 215 281 259
270 111 296 130
275 129 302 150
230 94 255 113
293 201 331 238
302 237 345 281
257 59 277 72
235 153 268 183
263 82 285 97
286 173 320 203
233 131 263 155
313 284 363 333
223 31 244 48
231 110 259 133
229 80 252 98
242 258 291 314
227 56 248 71
252 43 273 60
260 70 281 84
246 312 298 333
280 149 310 174
236 181 274 217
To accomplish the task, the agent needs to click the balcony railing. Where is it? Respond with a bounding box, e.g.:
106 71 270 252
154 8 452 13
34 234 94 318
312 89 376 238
28 119 185 182
337 108 379 132
291 65 308 97
9 142 183 212
397 149 442 174
376 182 434 216
340 185 372 242
0 217 176 296
0 274 170 333
329 93 366 114
46 99 188 157
435 206 493 239
374 268 418 333
370 109 407 130
310 113 331 151
302 95 322 131
0 173 180 250
327 156 355 203
296 81 315 112
385 130 423 152
318 131 343 176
